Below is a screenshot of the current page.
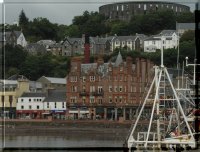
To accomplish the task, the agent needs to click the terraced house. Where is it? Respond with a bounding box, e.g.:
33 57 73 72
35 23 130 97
0 78 29 118
66 52 154 120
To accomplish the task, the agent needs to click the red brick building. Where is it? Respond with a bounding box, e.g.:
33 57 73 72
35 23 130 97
66 52 154 120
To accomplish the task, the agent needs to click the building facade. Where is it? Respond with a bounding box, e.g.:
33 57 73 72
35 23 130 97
0 79 29 118
111 35 142 52
99 1 190 22
43 89 66 119
66 52 154 120
16 92 46 119
144 30 179 52
0 31 27 48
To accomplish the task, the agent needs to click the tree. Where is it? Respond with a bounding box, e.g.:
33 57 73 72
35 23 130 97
176 12 195 23
129 10 176 35
28 17 58 42
110 22 129 35
19 9 29 32
180 30 195 42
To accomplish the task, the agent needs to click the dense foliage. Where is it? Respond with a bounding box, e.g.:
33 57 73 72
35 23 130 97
4 44 70 80
2 9 196 80
4 9 195 41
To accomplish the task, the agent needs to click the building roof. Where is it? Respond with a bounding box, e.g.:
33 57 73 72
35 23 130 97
159 30 177 36
115 51 123 67
29 81 42 89
37 40 56 46
62 37 82 45
49 43 63 48
114 36 137 41
7 74 29 80
21 92 46 97
0 79 18 85
43 76 66 84
0 31 22 42
90 37 109 44
13 31 22 38
26 43 47 53
144 37 161 41
44 89 66 102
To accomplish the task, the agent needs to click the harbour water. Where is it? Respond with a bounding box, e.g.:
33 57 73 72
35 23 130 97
1 135 125 152
1 135 200 152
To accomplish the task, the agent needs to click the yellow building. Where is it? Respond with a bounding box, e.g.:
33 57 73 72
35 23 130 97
0 79 29 118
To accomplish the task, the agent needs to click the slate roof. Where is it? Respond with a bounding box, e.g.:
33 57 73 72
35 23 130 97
90 37 109 44
26 43 46 53
114 51 123 67
0 79 18 85
63 38 82 45
44 76 66 84
158 30 177 36
0 31 22 42
44 89 66 102
144 37 161 41
29 81 42 89
37 40 56 46
114 36 137 41
105 36 116 41
13 31 22 38
21 92 46 97
80 51 137 77
49 43 63 48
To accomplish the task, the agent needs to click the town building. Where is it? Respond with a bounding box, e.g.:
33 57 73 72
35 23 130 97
144 30 179 52
16 92 46 119
37 40 56 52
43 89 66 119
61 37 84 56
49 43 63 56
25 43 47 55
36 76 66 92
61 36 111 57
66 52 154 120
16 90 66 119
0 78 29 118
110 35 142 52
0 31 27 48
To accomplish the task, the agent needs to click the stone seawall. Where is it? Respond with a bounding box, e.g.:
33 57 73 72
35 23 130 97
1 119 132 140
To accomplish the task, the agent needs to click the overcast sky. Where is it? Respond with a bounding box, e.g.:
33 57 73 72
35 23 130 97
0 0 197 25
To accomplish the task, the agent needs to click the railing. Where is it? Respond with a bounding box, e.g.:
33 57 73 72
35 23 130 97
90 91 104 96
79 91 89 96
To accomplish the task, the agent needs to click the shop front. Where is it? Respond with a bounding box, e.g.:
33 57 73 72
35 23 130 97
79 107 89 119
16 110 43 119
51 110 66 119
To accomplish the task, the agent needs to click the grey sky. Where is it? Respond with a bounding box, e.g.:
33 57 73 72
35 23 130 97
0 0 197 25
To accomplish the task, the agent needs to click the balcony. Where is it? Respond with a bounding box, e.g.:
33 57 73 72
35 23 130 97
79 91 89 96
90 91 104 96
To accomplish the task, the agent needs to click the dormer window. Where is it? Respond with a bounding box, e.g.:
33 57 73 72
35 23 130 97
115 40 120 45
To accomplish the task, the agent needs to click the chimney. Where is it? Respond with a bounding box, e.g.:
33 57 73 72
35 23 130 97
84 33 90 63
